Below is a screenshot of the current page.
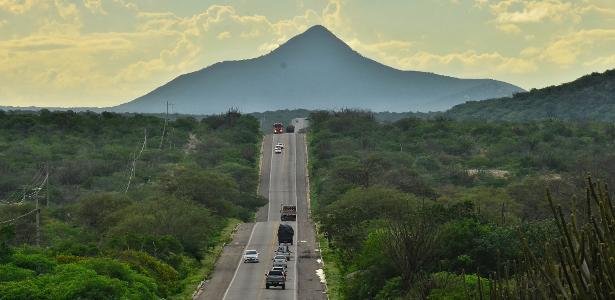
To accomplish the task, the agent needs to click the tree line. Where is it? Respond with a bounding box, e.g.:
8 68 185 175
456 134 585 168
308 109 615 299
0 109 265 299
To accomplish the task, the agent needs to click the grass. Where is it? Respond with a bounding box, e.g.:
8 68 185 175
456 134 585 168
307 131 343 299
317 230 344 300
171 218 241 300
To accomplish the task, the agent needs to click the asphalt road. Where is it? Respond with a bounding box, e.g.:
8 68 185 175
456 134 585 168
222 131 299 300
197 118 325 300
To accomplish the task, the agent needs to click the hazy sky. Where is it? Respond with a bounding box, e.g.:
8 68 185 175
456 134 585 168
1 0 614 107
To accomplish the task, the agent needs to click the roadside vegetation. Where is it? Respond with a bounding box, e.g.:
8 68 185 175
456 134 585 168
308 109 615 299
0 109 265 299
447 69 615 122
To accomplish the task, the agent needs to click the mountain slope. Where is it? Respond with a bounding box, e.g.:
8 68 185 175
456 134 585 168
113 25 524 114
447 69 615 121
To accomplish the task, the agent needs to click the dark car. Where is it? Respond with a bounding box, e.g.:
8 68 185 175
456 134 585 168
265 269 286 289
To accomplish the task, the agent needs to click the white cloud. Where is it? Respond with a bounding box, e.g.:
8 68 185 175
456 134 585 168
584 54 615 67
540 29 615 66
485 0 595 33
0 0 40 14
83 0 106 15
217 31 231 40
0 0 344 106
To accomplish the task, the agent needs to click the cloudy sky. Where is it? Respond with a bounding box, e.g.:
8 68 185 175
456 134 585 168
1 0 614 107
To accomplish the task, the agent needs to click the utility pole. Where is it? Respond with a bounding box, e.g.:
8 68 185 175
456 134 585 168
159 101 168 149
35 190 40 247
45 164 50 208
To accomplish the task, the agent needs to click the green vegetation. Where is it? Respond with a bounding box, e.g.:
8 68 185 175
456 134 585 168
308 110 615 298
491 177 615 299
0 109 264 299
250 109 313 132
448 69 615 121
250 109 439 132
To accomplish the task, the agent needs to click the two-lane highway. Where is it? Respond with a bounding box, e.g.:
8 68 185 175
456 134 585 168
197 118 326 300
223 132 299 300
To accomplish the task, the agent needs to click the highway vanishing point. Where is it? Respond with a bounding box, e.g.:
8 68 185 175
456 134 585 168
196 118 327 300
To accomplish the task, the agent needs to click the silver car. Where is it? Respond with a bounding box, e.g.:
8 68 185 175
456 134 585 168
273 259 287 269
243 250 259 263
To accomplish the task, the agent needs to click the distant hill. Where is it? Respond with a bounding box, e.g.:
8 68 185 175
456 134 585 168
447 69 615 121
112 25 523 114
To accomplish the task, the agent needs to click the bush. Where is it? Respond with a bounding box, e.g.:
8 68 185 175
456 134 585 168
11 252 56 274
115 250 180 296
423 272 489 300
0 264 35 282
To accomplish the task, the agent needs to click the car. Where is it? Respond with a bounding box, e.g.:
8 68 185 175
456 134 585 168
265 269 286 289
275 245 291 260
272 257 287 269
273 254 288 262
272 258 287 269
274 148 282 154
271 266 287 279
243 249 259 263
276 143 284 149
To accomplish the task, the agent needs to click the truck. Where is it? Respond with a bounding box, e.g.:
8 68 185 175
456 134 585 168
280 205 297 221
273 123 284 134
278 224 294 245
265 269 286 289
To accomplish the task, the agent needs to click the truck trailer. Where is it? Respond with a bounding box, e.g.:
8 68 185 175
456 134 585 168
280 205 297 221
277 224 294 245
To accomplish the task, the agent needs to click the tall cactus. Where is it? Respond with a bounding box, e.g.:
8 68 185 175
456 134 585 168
491 177 615 299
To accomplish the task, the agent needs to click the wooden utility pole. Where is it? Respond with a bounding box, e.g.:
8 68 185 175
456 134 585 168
35 193 40 247
45 164 50 208
159 101 168 149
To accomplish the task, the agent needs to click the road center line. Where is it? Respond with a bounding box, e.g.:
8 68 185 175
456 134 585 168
293 133 299 300
222 222 258 300
267 135 275 222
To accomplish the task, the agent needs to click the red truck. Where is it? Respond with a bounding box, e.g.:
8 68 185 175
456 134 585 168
273 123 284 134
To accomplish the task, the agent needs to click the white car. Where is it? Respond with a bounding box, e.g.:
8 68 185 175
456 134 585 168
272 259 287 269
243 250 259 263
274 147 282 154
276 143 284 149
273 254 288 262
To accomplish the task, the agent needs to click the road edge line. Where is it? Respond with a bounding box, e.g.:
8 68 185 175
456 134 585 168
267 135 274 222
304 133 330 299
222 222 258 300
293 133 299 300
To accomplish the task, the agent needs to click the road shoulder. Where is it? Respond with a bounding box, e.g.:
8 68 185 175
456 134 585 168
194 222 255 300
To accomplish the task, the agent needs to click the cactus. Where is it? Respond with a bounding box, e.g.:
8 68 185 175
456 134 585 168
490 176 615 299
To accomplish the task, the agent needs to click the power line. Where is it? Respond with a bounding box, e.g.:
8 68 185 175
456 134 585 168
0 208 39 225
0 165 49 247
125 128 148 193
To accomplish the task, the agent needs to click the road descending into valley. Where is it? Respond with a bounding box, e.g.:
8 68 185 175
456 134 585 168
197 118 326 300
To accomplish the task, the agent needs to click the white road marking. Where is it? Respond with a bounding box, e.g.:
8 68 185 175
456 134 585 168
267 135 275 222
293 133 299 300
222 223 258 300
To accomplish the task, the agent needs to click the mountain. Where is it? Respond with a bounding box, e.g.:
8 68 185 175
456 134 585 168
447 69 615 121
112 25 524 114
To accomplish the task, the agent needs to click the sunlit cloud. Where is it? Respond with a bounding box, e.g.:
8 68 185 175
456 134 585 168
0 0 613 107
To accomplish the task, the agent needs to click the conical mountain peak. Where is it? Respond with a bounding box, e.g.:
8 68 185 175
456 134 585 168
114 24 524 115
302 25 337 37
269 25 354 59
